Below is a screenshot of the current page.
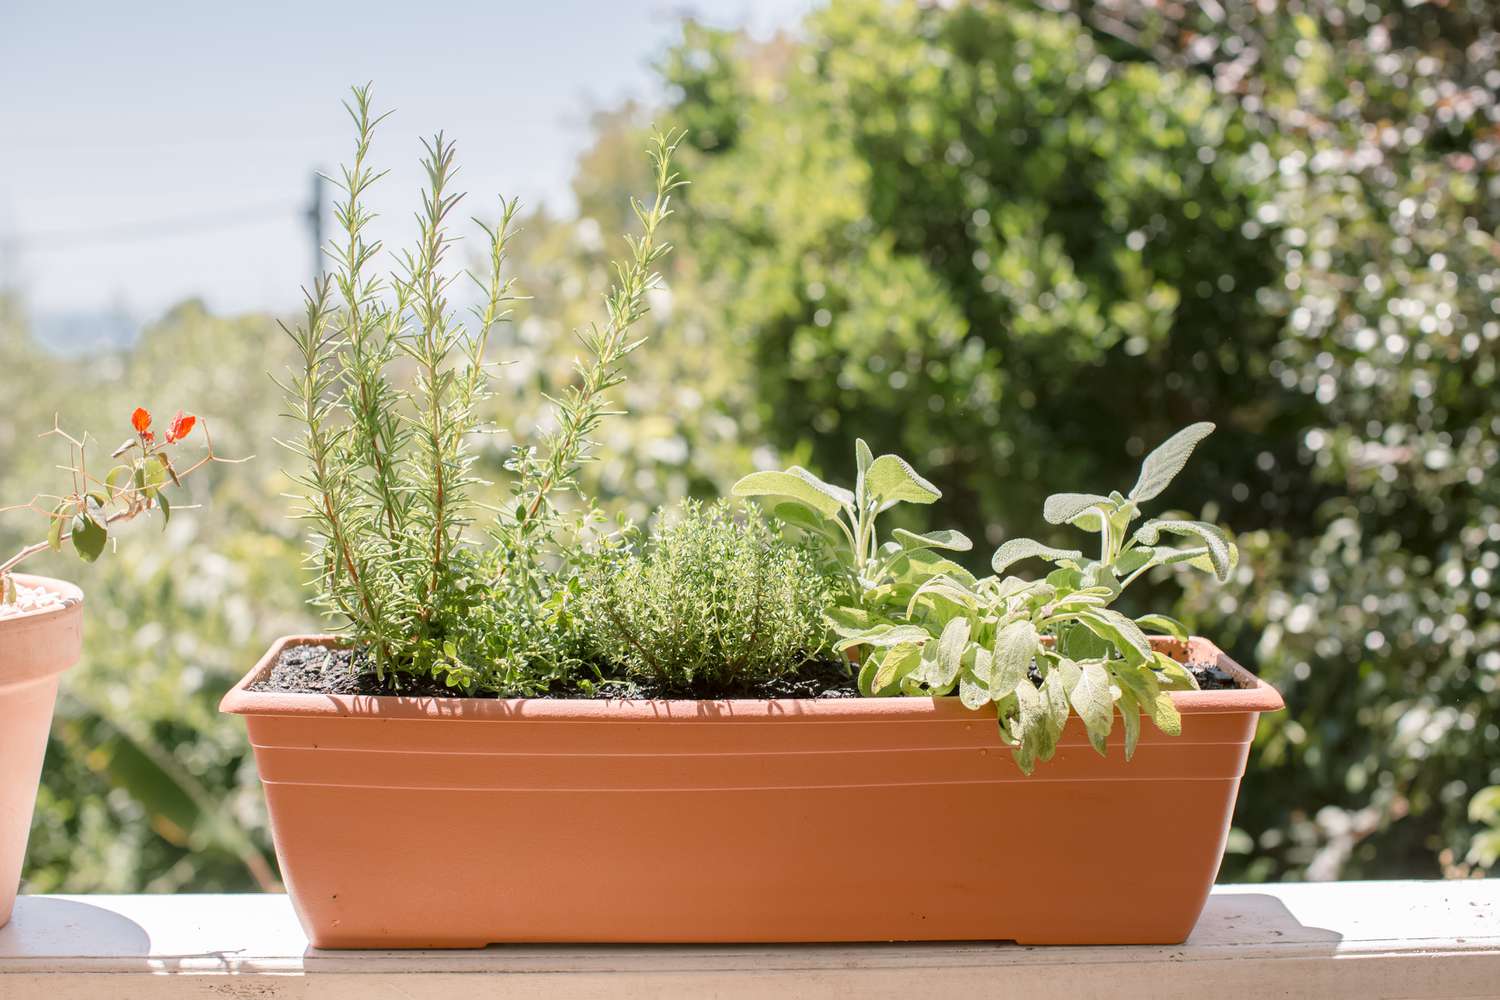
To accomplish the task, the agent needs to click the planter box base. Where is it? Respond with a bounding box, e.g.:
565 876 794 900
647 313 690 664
223 635 1282 948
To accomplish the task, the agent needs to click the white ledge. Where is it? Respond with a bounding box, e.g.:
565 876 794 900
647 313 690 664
1 880 1496 998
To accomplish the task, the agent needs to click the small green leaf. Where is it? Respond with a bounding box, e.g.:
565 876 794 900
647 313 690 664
824 605 875 638
833 623 932 653
1012 680 1044 774
46 503 67 552
866 454 941 506
1118 689 1142 761
143 454 169 491
990 619 1037 699
958 669 991 710
854 439 874 508
1073 608 1153 666
1136 613 1188 641
1134 519 1235 581
1150 691 1182 736
1045 566 1085 591
71 512 107 563
1057 621 1110 660
991 538 1082 575
1039 661 1079 759
892 527 972 552
873 643 923 694
1153 651 1201 690
1070 660 1114 756
1072 509 1104 532
1129 422 1215 502
1110 660 1161 711
157 491 172 529
1114 546 1155 576
733 467 851 518
105 465 134 497
931 617 971 689
1043 492 1113 525
769 502 838 538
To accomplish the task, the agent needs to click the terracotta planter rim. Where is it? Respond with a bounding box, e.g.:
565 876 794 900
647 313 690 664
0 574 84 689
0 573 84 626
220 634 1285 721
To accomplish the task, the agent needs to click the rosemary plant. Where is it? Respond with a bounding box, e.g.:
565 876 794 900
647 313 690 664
279 85 683 690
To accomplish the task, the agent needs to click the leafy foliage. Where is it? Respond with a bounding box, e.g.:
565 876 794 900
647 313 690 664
664 0 1499 880
278 85 684 691
574 500 832 692
0 407 231 584
741 423 1228 772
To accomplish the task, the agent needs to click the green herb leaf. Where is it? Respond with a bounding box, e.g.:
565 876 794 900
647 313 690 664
1073 607 1153 666
1043 492 1114 525
832 623 932 652
824 605 875 638
958 668 991 709
1153 650 1201 690
1012 680 1044 774
1136 613 1188 641
930 617 970 689
1150 691 1182 736
1070 660 1115 755
770 502 839 538
990 619 1037 699
1128 421 1215 502
1134 519 1235 581
866 454 941 506
1039 660 1079 759
873 643 923 694
991 538 1082 575
891 527 972 552
732 467 852 518
1118 688 1142 761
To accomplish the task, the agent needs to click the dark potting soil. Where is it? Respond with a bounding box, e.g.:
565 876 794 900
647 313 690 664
253 644 1245 699
251 643 862 700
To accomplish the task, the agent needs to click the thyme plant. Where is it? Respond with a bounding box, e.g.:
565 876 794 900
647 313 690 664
280 85 683 690
737 423 1238 773
574 500 832 693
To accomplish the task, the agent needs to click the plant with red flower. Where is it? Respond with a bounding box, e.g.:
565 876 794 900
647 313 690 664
0 407 246 599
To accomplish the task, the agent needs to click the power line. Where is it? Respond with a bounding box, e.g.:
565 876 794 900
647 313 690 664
13 202 300 251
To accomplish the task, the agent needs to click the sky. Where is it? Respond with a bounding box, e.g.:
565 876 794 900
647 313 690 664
0 0 814 332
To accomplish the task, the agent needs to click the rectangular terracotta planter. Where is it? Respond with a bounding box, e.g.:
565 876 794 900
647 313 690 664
221 634 1282 949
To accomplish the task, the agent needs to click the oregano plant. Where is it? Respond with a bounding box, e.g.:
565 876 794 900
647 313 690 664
740 423 1238 774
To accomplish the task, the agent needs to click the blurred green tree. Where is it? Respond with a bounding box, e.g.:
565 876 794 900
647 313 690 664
658 0 1499 880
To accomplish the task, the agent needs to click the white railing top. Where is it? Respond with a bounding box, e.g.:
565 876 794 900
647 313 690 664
1 880 1496 998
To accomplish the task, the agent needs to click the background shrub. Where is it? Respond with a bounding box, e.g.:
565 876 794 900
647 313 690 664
8 0 1496 891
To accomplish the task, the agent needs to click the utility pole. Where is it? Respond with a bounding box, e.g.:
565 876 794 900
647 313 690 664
305 171 327 286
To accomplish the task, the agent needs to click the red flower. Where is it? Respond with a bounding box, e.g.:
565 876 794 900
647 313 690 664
166 411 197 444
131 407 152 434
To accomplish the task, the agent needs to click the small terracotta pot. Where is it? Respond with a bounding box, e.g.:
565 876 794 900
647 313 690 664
0 575 83 928
222 634 1282 948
